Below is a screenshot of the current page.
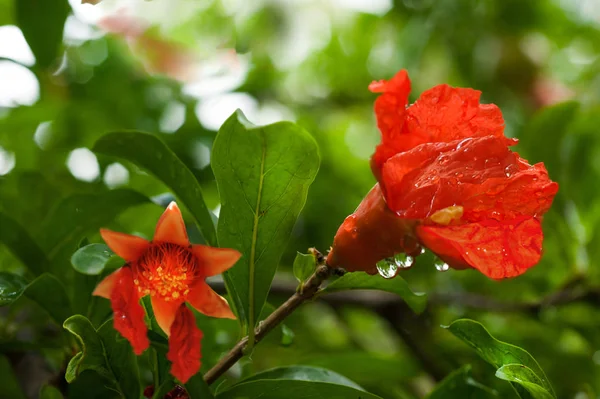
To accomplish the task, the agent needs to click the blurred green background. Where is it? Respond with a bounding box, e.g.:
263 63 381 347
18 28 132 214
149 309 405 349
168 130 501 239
1 0 600 398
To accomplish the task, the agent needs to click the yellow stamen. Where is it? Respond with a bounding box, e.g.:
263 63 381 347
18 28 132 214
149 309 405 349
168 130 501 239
430 205 464 225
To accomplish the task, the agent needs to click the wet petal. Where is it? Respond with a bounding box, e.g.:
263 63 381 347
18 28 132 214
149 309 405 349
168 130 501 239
109 268 149 355
92 268 123 299
151 295 183 337
167 304 202 383
187 281 236 319
416 216 544 279
154 202 189 247
327 184 416 274
190 245 241 277
100 229 150 262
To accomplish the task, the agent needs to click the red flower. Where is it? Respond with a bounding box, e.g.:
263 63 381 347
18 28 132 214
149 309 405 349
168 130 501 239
328 70 558 279
93 202 240 382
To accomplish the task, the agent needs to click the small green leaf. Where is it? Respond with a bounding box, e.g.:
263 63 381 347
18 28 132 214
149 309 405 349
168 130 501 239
0 272 73 325
322 272 427 314
496 364 555 399
71 244 122 275
217 380 381 399
446 319 556 399
0 355 26 399
426 365 497 398
185 373 215 399
40 385 64 399
241 366 364 391
293 252 316 284
15 0 70 68
39 189 150 262
0 272 27 306
63 315 112 383
281 324 295 347
212 110 320 341
93 132 217 246
0 211 49 275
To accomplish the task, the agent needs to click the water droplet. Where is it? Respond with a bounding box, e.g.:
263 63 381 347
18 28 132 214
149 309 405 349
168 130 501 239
420 247 426 255
456 138 473 149
394 253 414 269
376 259 398 279
438 155 450 165
434 258 449 272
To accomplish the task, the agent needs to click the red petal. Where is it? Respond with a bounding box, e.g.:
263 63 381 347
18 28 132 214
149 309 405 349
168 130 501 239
190 245 241 277
416 216 544 279
109 268 149 354
154 202 189 247
381 136 558 221
187 280 236 319
327 184 417 274
368 69 411 178
151 296 183 337
93 268 122 299
167 305 202 383
100 229 150 262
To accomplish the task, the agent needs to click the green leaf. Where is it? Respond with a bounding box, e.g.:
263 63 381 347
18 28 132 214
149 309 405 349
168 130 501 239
0 355 26 399
496 364 555 399
212 110 320 340
40 385 64 399
71 244 122 275
185 373 215 399
293 252 316 284
241 366 364 391
0 272 72 325
446 319 556 399
25 273 73 325
281 324 295 347
426 365 497 398
322 272 427 314
63 315 112 383
0 272 27 306
217 380 381 399
39 189 150 262
15 0 70 68
0 211 49 275
93 131 217 246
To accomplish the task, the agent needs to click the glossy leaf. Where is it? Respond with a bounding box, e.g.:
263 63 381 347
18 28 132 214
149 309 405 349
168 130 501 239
71 244 121 275
212 110 320 337
0 355 26 399
0 272 27 306
64 315 112 384
40 385 64 399
39 189 150 262
217 380 381 399
496 364 555 399
292 252 316 284
322 272 427 314
93 131 217 246
446 319 555 399
241 366 364 391
0 211 49 275
426 365 497 398
185 373 215 399
15 0 70 68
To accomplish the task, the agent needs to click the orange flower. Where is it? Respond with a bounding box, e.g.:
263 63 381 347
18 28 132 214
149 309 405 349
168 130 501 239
328 70 558 279
93 202 240 382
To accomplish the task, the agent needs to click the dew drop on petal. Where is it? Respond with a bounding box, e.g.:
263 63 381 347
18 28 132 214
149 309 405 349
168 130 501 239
376 259 398 279
433 257 449 272
394 253 414 269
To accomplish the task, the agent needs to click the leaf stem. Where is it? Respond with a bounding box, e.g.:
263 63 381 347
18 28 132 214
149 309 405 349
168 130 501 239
204 251 333 385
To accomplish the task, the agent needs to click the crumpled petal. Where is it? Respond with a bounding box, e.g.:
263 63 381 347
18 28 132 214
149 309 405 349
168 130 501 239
167 305 202 383
109 268 149 355
154 202 189 247
327 184 418 274
190 245 241 277
380 136 558 221
187 281 236 319
416 216 544 279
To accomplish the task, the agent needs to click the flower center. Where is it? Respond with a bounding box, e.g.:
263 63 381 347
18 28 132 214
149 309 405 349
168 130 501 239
132 242 198 301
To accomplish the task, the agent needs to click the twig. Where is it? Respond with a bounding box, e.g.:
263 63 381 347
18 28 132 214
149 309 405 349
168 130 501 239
203 260 333 385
